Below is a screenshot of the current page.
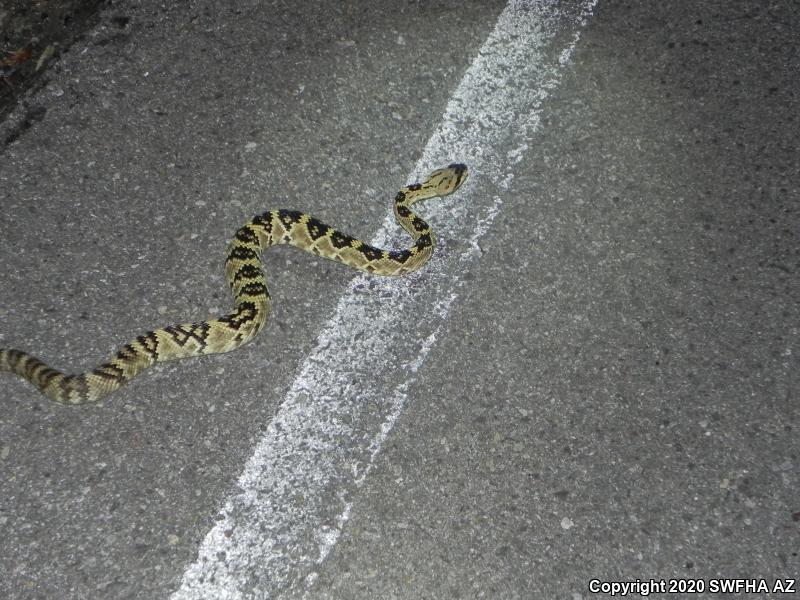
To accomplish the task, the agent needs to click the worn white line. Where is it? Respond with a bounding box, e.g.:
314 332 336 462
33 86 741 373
171 1 597 598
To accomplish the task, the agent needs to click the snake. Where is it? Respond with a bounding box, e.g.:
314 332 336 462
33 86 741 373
0 164 468 405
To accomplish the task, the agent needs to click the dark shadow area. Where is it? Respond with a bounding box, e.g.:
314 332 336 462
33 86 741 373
1 0 108 124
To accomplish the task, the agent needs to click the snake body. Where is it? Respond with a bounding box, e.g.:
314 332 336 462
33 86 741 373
0 164 468 405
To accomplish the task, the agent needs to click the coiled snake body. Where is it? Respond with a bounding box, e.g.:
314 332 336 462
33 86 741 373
0 164 468 405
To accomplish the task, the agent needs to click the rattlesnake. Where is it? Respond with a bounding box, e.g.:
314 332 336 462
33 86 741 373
0 164 468 404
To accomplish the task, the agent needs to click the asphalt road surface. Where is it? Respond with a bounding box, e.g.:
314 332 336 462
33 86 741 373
1 1 797 599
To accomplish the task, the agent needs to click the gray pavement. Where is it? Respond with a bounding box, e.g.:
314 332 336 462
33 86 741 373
1 1 798 599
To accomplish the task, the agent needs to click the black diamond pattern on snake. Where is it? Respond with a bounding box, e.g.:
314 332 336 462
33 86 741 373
0 164 469 404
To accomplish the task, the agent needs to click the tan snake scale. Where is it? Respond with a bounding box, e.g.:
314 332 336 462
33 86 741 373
0 164 468 404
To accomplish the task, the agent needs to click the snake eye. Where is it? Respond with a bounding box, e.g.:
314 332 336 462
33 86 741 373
445 163 468 192
446 164 468 189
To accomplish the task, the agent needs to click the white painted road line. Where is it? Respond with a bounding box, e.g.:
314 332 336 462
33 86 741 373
171 1 598 598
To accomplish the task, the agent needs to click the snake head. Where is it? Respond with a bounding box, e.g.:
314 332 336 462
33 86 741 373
424 163 469 196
